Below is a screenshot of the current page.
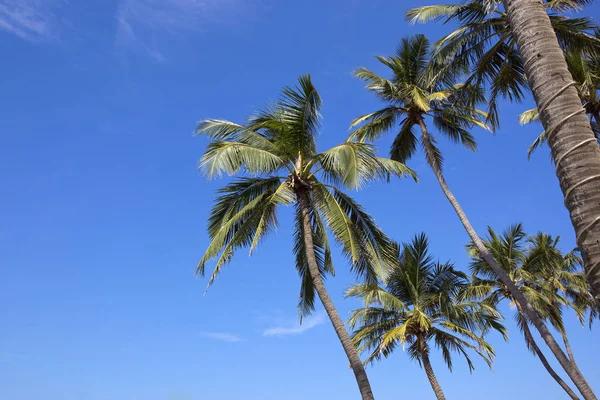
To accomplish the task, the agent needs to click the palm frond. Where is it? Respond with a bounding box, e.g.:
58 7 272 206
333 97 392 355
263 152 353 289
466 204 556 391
349 107 404 143
390 118 419 164
314 184 398 282
316 142 415 189
405 5 463 24
277 74 322 157
519 108 540 125
527 131 548 160
199 141 286 178
198 179 284 287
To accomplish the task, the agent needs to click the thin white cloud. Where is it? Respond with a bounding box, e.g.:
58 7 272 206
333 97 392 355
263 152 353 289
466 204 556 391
262 314 325 337
115 0 259 60
200 331 244 342
0 0 65 41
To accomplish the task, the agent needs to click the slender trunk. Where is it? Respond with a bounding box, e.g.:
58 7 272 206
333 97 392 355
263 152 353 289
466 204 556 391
563 331 584 379
297 189 375 400
418 338 446 400
515 304 580 399
416 118 597 400
503 0 600 301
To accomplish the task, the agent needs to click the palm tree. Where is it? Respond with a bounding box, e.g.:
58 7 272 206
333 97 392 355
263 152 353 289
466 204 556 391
521 41 600 157
526 234 600 387
405 0 600 127
467 224 597 399
347 233 506 400
350 34 596 399
406 3 600 356
195 75 416 400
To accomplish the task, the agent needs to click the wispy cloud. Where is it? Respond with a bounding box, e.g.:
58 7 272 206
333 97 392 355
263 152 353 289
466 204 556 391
115 0 259 60
262 314 325 337
200 331 244 342
0 0 65 41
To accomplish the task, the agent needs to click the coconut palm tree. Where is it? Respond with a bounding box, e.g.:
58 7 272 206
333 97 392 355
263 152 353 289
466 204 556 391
195 74 416 400
405 0 600 127
406 5 600 366
347 233 506 400
467 224 597 399
350 34 597 400
524 234 600 386
521 41 600 157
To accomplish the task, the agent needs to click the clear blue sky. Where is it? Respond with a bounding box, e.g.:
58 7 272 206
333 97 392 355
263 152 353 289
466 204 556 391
0 1 598 399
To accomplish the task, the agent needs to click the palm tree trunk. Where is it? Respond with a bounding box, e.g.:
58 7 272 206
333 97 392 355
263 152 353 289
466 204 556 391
502 0 600 301
515 304 580 399
418 338 446 400
297 189 375 400
416 118 597 400
562 331 585 381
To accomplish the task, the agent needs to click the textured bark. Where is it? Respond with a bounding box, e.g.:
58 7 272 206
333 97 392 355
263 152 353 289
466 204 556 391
297 190 375 400
419 339 446 400
503 0 600 301
515 305 580 399
417 118 597 400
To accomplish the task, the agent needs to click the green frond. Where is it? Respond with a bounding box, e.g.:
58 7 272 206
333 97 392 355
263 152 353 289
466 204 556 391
527 131 548 160
346 284 410 313
390 119 419 164
519 108 540 125
547 0 595 11
349 107 404 143
410 86 432 112
316 142 415 190
313 184 398 282
430 108 480 151
249 181 294 254
405 5 462 24
277 74 322 157
428 89 453 102
312 184 360 263
207 178 283 238
199 141 286 178
354 67 401 103
199 191 277 288
376 157 418 182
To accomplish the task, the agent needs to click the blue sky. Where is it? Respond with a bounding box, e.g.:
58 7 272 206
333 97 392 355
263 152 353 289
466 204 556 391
0 1 598 399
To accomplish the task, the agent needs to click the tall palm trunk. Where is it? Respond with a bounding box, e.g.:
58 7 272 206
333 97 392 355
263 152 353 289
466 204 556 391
416 118 597 400
562 331 585 381
515 304 580 399
418 338 446 400
502 0 600 300
297 189 375 400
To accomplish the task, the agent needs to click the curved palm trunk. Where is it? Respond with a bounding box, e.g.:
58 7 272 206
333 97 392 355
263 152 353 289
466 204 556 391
515 304 580 399
297 190 375 400
418 339 446 400
502 0 600 301
562 331 585 382
416 118 597 400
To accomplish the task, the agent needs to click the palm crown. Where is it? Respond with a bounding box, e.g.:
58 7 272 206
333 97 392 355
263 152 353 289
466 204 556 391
195 74 414 315
406 0 600 127
467 224 597 336
347 233 506 370
349 34 488 172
